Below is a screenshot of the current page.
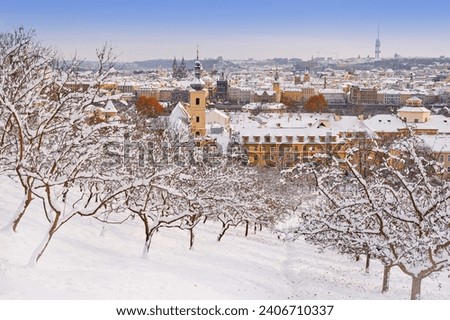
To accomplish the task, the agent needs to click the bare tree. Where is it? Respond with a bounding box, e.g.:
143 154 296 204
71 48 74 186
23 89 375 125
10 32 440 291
0 28 127 264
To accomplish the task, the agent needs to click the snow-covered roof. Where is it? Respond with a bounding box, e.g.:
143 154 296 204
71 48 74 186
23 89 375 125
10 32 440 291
242 103 286 111
254 90 276 96
406 96 423 102
104 101 118 113
397 106 430 113
378 89 401 94
420 135 450 153
208 108 229 120
416 115 450 134
364 115 406 133
169 102 190 131
217 112 378 146
364 113 450 134
319 88 345 94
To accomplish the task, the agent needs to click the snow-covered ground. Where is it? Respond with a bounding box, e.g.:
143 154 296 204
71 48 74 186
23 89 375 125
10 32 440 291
0 176 449 300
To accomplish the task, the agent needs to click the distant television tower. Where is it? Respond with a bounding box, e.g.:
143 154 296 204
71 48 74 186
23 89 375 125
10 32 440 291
375 25 381 59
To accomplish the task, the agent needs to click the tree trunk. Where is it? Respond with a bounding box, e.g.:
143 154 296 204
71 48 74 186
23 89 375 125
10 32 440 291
142 227 157 258
2 189 34 233
365 253 370 273
410 276 422 300
217 224 230 242
13 188 34 232
28 214 60 266
381 265 391 293
245 221 249 237
189 228 195 250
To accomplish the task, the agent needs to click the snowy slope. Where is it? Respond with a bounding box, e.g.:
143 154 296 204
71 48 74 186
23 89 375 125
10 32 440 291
0 176 449 300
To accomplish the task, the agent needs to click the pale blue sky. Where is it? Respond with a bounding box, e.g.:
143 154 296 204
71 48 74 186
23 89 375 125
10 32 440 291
1 0 449 61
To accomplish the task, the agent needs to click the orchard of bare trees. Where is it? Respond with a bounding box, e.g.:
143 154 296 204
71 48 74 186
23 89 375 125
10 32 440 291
280 135 450 300
1 28 448 300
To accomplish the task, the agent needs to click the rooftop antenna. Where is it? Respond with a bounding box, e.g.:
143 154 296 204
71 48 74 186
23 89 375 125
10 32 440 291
196 45 199 60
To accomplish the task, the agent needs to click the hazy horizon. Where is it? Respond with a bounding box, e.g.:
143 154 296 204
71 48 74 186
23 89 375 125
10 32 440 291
1 0 449 62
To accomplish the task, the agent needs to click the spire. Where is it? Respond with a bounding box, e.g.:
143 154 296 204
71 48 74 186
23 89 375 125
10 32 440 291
274 67 279 82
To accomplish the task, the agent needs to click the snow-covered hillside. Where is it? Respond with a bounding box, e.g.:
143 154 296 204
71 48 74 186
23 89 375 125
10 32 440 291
0 176 449 300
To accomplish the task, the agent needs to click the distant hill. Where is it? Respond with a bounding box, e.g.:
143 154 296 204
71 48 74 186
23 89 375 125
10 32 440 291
77 58 236 73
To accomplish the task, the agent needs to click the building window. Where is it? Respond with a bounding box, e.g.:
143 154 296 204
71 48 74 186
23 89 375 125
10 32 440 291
439 155 444 163
254 136 260 143
414 119 419 123
196 116 200 123
196 98 200 105
264 136 271 143
448 155 450 162
242 136 249 143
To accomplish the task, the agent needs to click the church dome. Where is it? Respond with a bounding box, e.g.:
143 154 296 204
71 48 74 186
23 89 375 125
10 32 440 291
190 59 205 90
190 77 205 90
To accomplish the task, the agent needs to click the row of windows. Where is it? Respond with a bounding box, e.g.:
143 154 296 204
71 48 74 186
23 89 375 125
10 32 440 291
246 145 343 152
242 135 338 143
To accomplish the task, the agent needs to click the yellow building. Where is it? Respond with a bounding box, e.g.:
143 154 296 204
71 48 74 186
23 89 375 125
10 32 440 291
233 114 368 168
243 133 345 168
397 97 431 124
281 88 303 104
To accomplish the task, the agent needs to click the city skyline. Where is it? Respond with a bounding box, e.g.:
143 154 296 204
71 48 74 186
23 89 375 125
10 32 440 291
1 0 450 61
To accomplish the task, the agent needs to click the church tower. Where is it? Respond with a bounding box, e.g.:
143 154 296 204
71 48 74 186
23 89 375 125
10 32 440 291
188 50 207 137
272 67 281 103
